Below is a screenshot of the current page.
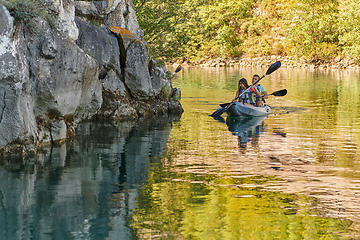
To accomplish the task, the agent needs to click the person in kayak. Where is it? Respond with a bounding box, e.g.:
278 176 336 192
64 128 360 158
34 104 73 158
252 74 268 107
232 78 263 105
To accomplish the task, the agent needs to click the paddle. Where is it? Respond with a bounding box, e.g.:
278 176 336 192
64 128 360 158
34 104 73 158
218 89 287 108
211 61 281 117
174 65 182 73
263 88 287 97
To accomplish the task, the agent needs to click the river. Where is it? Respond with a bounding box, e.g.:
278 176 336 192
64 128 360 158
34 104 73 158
1 65 360 239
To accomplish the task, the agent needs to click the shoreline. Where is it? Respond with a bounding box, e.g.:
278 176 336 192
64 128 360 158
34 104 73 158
169 56 360 70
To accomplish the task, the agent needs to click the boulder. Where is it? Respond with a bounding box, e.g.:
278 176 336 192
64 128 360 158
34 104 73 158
110 26 153 100
44 0 79 41
148 58 172 97
0 6 103 153
97 70 138 121
75 17 121 78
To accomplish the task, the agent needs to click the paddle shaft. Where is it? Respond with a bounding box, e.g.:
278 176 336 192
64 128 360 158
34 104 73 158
219 89 286 108
225 76 264 113
211 61 281 117
234 74 266 102
234 61 281 101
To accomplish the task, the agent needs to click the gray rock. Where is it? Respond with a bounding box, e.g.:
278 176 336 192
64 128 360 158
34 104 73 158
50 120 67 143
105 0 140 34
74 1 100 17
97 70 138 120
41 31 58 59
101 70 127 97
75 17 121 78
28 23 103 122
149 60 172 97
124 39 154 99
0 0 183 155
0 9 103 153
0 5 16 82
110 26 154 100
0 6 38 151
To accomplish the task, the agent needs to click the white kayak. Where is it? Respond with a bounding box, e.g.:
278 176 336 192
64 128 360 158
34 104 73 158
226 102 271 117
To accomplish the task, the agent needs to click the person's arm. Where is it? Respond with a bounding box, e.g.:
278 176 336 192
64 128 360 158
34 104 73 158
259 86 268 99
251 87 262 97
262 91 268 99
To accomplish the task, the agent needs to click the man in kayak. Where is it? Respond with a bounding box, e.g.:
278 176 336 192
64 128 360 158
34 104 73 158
232 78 263 105
252 74 268 107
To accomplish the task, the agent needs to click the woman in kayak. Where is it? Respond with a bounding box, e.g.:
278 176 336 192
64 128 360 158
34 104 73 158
232 78 263 106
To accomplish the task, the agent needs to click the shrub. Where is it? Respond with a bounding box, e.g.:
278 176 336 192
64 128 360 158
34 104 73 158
2 0 52 32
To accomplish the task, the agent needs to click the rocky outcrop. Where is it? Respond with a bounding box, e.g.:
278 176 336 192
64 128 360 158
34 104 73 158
109 26 153 99
0 0 183 156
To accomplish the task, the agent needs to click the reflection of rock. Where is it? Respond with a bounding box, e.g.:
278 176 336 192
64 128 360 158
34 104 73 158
0 115 179 239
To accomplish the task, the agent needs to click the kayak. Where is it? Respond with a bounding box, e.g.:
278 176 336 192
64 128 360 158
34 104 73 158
226 102 271 117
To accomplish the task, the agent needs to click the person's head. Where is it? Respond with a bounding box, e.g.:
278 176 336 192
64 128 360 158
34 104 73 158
238 78 250 90
252 74 260 85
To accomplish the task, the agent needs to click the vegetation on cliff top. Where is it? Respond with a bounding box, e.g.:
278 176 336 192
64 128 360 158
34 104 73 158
1 0 56 32
134 0 360 64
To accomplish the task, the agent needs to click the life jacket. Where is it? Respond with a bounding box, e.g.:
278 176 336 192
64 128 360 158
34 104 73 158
238 88 255 104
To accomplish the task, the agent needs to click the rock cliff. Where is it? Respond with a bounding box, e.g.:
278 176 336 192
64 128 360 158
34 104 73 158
0 0 183 155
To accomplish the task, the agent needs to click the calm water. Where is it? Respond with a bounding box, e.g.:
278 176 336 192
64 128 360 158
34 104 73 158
1 66 360 239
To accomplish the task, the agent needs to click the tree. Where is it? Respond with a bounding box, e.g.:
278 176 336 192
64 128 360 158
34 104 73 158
133 0 206 60
285 0 340 62
338 0 360 57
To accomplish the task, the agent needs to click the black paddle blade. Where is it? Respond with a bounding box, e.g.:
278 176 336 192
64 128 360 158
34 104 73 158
210 107 227 117
219 103 231 108
174 65 182 73
271 89 287 96
266 61 281 75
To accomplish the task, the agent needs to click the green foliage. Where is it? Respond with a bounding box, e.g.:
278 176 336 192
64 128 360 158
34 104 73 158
284 0 340 62
134 0 360 62
134 0 202 59
338 0 360 57
3 0 53 32
4 0 39 31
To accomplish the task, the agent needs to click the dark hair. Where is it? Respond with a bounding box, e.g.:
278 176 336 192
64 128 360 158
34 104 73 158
253 74 260 79
238 78 250 89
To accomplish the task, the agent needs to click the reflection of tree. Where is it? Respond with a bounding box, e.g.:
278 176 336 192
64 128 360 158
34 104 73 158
130 171 348 239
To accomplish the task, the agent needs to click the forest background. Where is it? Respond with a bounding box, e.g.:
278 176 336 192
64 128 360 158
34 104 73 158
133 0 360 65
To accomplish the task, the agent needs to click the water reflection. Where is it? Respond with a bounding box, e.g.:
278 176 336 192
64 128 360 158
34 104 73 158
226 116 267 151
0 115 180 240
3 66 360 239
213 115 268 152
